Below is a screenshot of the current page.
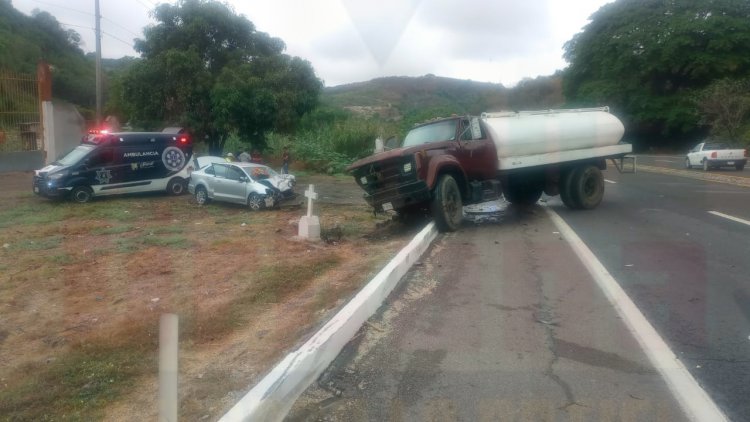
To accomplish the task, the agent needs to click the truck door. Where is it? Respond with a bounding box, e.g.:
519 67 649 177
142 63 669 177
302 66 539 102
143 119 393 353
456 117 496 180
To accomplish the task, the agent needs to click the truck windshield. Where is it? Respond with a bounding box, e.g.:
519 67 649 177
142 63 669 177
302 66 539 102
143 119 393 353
402 120 458 147
55 145 96 166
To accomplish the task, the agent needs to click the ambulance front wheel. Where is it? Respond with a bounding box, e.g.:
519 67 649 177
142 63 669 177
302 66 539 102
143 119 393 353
70 186 93 203
167 177 187 196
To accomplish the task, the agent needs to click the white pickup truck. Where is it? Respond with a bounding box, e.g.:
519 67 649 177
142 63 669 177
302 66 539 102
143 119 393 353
685 142 747 171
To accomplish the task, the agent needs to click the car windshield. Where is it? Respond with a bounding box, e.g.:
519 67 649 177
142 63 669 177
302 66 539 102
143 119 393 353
55 145 95 166
402 120 458 147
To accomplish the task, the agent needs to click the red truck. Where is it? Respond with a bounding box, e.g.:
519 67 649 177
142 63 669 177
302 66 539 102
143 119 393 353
347 107 633 232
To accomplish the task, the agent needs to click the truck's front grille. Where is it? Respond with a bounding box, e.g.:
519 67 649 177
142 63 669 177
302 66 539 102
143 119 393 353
353 158 415 194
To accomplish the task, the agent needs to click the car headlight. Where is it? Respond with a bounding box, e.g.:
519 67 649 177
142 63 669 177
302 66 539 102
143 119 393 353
360 176 368 185
48 172 66 181
403 162 412 173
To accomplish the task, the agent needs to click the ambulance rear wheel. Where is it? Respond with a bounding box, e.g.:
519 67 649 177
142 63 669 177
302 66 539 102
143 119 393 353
70 186 93 203
167 177 187 196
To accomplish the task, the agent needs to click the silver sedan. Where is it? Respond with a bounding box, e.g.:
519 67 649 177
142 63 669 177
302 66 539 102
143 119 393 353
188 162 277 210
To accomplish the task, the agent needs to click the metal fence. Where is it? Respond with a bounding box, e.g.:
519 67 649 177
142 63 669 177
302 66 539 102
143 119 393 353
0 71 41 153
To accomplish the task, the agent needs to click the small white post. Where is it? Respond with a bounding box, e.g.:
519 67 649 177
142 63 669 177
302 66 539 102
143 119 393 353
298 184 320 241
159 314 178 422
305 184 318 217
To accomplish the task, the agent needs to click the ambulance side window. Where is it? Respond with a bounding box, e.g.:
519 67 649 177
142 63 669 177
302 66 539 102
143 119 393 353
88 148 114 167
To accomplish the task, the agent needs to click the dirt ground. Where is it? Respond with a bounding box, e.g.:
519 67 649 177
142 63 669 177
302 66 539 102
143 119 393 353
0 171 421 421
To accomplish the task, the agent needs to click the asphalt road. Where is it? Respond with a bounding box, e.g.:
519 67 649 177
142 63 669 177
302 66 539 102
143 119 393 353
286 164 749 421
551 166 750 421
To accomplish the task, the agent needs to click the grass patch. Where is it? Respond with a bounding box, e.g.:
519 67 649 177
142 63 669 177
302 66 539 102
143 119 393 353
114 238 139 253
182 253 341 343
50 253 74 265
0 327 156 421
92 225 134 235
142 235 190 249
0 204 70 228
10 235 63 251
150 226 183 235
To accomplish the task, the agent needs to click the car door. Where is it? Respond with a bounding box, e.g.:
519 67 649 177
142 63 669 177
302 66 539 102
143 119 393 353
455 116 497 181
211 164 248 203
687 143 703 165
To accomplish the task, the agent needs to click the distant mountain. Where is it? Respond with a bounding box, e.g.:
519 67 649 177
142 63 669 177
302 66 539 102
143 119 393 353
322 74 564 121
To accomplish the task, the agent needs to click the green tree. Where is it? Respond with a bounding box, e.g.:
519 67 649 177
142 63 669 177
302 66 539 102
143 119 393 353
563 0 750 145
696 78 750 142
120 0 321 153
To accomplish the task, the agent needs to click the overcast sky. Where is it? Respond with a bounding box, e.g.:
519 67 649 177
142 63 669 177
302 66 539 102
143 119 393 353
11 0 613 87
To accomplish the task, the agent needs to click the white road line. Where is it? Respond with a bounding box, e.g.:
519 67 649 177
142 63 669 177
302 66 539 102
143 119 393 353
655 160 676 163
708 211 750 227
544 207 727 422
604 179 617 184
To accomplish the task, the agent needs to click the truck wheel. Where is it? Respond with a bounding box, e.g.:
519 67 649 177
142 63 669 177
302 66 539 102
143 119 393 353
559 168 580 209
702 159 710 171
570 165 604 210
70 186 93 203
736 162 745 171
430 175 463 232
167 177 187 196
502 177 543 205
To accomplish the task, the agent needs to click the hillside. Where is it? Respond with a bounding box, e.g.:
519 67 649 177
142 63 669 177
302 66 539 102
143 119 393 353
322 74 564 121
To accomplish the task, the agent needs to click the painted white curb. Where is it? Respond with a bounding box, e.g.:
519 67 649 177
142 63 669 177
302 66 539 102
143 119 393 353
220 221 439 422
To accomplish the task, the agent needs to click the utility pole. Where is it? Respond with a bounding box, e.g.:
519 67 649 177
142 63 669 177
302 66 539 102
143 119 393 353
94 0 102 126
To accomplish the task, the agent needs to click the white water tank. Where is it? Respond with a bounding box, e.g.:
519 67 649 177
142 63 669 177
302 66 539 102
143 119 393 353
481 108 625 160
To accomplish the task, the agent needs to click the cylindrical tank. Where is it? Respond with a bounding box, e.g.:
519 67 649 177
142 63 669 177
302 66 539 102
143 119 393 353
481 108 625 161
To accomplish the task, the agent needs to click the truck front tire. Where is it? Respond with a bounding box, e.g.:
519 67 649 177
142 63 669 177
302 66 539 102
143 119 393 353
431 175 463 232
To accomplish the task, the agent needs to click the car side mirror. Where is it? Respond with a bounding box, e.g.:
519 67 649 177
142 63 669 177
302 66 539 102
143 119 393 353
385 137 399 150
239 176 249 183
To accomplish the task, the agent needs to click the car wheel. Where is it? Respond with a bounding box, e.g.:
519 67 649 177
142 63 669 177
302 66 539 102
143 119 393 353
736 162 745 171
70 185 93 203
703 159 710 171
167 177 187 196
195 186 210 205
430 174 463 232
685 158 691 169
248 193 265 211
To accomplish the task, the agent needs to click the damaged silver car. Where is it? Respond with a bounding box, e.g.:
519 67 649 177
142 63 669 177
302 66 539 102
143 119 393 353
188 161 295 210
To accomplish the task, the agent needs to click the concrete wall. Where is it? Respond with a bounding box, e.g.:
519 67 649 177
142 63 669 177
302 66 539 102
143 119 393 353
0 151 45 172
44 100 86 163
0 100 85 172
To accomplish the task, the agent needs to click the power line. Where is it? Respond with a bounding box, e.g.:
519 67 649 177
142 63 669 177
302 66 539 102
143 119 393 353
133 0 154 11
27 0 93 16
102 16 140 37
101 31 135 48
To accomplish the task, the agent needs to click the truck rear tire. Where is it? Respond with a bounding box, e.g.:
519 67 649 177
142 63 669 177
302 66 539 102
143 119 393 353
559 168 580 209
430 175 463 232
736 162 745 171
570 165 604 210
502 177 543 205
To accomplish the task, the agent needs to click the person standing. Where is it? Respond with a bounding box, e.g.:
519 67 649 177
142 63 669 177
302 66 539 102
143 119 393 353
238 150 251 162
281 146 291 174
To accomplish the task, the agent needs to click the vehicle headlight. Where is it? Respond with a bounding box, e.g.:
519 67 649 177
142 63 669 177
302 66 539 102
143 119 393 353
360 176 368 185
48 172 65 181
403 162 412 173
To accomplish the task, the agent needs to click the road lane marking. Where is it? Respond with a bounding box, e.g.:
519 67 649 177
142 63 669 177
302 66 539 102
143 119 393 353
544 207 728 422
604 179 617 184
655 160 676 163
708 211 750 227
